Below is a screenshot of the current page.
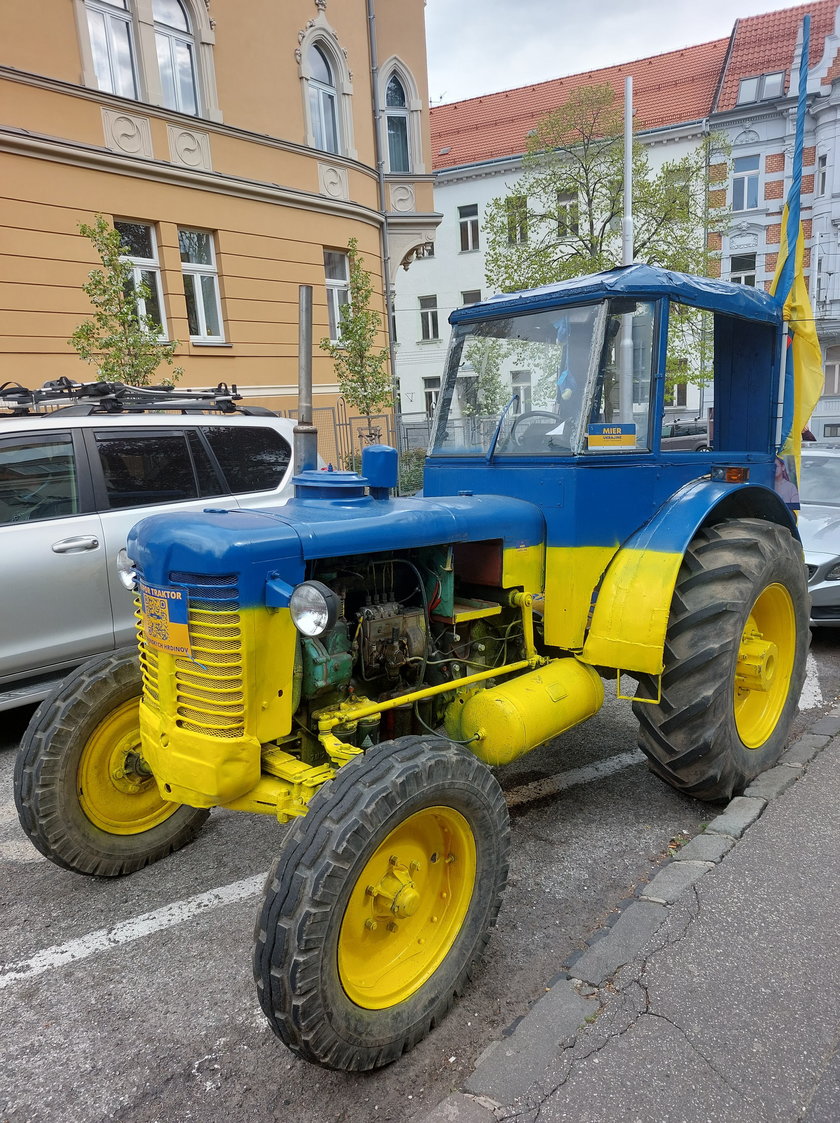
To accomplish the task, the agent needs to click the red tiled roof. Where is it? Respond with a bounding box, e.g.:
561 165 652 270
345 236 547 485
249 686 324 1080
715 0 837 111
431 39 729 172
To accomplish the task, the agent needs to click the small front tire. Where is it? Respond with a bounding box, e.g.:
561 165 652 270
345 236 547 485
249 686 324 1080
14 649 209 876
253 735 510 1071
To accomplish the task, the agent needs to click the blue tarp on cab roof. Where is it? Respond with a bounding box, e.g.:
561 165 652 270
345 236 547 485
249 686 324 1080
449 263 783 327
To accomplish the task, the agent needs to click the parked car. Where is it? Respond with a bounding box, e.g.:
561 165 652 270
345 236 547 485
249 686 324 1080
798 446 840 627
0 381 297 709
661 418 711 451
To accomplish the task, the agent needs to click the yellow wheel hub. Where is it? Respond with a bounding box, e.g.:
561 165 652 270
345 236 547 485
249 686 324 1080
77 699 178 834
338 806 477 1010
734 582 796 749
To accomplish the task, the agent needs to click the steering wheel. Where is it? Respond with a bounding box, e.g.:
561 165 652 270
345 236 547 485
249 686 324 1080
509 410 563 448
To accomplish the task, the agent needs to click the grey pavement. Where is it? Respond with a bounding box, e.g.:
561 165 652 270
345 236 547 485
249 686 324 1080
422 707 840 1123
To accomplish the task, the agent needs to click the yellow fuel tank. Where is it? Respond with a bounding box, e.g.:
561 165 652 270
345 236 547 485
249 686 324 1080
445 659 604 766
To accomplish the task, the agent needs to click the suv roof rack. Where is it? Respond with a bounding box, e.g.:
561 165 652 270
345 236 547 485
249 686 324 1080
0 379 275 417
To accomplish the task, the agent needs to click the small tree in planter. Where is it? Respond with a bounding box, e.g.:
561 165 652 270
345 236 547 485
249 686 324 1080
319 237 392 447
69 215 183 386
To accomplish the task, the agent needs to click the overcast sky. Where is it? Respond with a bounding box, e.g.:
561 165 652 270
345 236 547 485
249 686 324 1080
424 0 819 104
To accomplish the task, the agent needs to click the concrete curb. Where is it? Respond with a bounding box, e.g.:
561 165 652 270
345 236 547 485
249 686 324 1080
418 709 840 1120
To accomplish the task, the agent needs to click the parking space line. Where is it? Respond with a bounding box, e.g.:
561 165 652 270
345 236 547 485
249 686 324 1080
1 752 648 988
0 873 265 988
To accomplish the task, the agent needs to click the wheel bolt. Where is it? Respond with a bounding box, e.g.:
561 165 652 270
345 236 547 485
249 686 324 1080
410 860 421 873
365 885 376 896
389 854 399 866
365 919 377 931
387 921 398 933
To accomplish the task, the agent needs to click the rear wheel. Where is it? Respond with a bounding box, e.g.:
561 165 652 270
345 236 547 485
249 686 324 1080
633 518 808 801
253 735 509 1071
14 649 209 876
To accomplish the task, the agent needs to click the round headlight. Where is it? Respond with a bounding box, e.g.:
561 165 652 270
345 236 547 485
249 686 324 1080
289 580 339 636
116 548 137 591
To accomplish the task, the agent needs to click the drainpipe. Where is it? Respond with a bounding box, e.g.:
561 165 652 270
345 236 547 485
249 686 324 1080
366 0 401 449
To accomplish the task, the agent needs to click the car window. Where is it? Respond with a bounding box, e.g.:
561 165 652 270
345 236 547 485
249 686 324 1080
0 433 79 524
94 432 213 509
800 455 840 506
202 426 292 493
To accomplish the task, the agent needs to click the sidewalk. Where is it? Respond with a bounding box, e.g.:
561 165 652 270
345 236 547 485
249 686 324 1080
422 707 840 1123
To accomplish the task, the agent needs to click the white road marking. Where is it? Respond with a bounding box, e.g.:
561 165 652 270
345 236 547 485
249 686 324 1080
799 652 823 711
0 751 646 987
0 873 265 988
504 749 645 808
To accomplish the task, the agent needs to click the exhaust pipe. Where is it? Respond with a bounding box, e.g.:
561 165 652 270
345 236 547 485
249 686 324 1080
294 284 318 478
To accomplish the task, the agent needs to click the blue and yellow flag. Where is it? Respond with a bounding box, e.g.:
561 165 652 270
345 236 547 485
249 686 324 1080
768 14 823 479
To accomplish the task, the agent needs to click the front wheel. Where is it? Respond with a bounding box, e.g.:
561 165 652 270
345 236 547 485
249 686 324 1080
633 518 808 801
253 736 510 1071
14 648 209 876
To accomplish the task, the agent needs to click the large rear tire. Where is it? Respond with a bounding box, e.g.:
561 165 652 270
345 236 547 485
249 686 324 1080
633 518 808 801
253 735 509 1071
14 649 209 876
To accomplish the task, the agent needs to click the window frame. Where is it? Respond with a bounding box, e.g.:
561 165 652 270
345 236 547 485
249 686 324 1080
557 192 580 238
730 252 757 286
419 295 440 342
818 153 828 197
506 196 528 244
737 72 785 104
459 204 480 252
115 220 169 339
84 0 140 99
178 228 224 343
153 0 200 116
385 72 411 174
324 249 350 342
732 155 760 212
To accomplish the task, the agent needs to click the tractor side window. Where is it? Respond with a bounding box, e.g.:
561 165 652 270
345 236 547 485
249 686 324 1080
584 299 656 453
662 302 713 450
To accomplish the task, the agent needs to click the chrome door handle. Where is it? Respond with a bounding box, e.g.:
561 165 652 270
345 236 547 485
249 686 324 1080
52 536 100 553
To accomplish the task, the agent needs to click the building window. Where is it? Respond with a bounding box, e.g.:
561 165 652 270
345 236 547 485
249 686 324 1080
730 252 757 286
825 423 840 437
557 192 579 237
459 204 480 252
153 0 199 115
824 352 840 396
506 196 528 244
385 73 411 173
115 220 167 335
423 376 440 417
511 370 532 413
85 0 139 99
308 44 340 154
732 155 760 211
461 290 481 305
419 296 439 341
178 229 223 341
818 154 828 196
737 72 785 104
324 250 349 340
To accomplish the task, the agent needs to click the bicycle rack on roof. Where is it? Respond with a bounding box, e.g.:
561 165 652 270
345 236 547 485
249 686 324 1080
0 379 275 417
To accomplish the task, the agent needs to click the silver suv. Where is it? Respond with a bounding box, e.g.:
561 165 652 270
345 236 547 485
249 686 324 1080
0 381 296 710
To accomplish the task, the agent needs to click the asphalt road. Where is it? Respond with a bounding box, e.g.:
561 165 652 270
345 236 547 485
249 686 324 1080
2 630 838 1123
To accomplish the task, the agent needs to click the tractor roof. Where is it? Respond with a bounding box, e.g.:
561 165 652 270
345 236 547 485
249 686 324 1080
450 264 783 327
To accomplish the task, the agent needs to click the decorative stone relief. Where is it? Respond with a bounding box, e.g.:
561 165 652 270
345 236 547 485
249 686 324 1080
102 109 153 159
318 163 349 200
730 231 759 250
390 184 416 213
734 128 760 145
167 126 212 171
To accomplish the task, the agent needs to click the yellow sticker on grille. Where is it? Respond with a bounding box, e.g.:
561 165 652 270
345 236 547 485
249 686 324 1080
139 582 192 657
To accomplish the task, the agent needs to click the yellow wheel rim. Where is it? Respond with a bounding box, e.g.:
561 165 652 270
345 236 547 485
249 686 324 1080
77 699 178 834
338 806 477 1010
734 582 796 749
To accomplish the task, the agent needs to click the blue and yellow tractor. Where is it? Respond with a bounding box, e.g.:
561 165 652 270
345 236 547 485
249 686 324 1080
15 265 809 1071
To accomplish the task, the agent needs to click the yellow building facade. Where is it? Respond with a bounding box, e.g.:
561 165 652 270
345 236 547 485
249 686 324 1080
1 0 438 417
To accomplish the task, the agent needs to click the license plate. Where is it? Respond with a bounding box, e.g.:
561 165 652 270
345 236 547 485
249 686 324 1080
139 582 192 657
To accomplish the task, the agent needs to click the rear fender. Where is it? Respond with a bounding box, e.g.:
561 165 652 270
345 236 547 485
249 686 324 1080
581 480 798 675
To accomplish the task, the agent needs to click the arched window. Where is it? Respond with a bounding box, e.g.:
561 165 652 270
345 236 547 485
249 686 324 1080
385 72 411 173
153 0 199 115
85 0 138 99
307 44 340 154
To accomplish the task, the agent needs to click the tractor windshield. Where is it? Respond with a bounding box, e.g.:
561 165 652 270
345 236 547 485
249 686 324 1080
429 298 657 456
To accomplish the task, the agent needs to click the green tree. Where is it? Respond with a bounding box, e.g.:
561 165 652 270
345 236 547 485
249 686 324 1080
483 85 725 293
319 237 392 443
69 215 182 386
